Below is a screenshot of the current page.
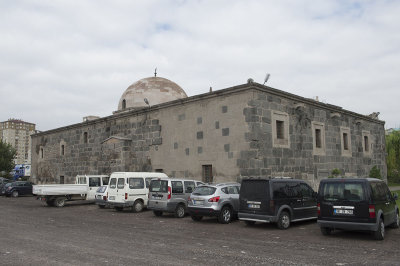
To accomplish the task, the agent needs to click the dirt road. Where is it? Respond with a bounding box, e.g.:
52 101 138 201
0 196 399 265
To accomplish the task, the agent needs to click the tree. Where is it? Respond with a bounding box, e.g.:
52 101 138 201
386 131 400 183
0 140 16 177
369 165 381 179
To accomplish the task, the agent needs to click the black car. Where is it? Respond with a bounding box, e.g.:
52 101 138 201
317 178 399 240
0 177 10 196
4 181 34 197
238 178 318 229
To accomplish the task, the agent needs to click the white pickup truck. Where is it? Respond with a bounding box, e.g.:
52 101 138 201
33 175 109 207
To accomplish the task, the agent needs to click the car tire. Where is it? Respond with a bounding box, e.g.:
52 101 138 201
153 210 163 217
218 206 232 224
12 190 19 198
115 207 124 212
46 199 55 207
320 227 333 236
174 204 186 218
277 211 291 230
372 218 385 240
390 211 399 229
132 200 144 213
54 197 66 208
191 215 203 221
244 220 256 226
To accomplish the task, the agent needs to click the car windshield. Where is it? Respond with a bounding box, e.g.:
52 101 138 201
96 186 107 193
192 186 216 196
321 182 365 202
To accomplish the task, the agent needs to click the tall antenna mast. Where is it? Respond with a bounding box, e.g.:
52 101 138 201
154 67 157 77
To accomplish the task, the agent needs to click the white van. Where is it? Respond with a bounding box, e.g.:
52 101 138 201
107 172 168 212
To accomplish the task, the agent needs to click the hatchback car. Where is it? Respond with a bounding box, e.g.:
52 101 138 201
5 181 34 197
238 178 317 229
317 178 399 240
95 185 109 209
188 183 241 224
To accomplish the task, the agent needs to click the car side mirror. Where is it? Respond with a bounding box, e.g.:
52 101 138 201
393 193 398 200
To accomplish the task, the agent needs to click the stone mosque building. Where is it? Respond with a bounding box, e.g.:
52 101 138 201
30 76 387 188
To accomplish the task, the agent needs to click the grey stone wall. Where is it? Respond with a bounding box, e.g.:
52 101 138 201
32 116 161 184
238 90 386 189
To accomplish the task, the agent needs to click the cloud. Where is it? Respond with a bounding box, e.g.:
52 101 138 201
0 0 399 130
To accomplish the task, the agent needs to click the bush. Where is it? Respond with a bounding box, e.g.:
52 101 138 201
328 168 341 178
369 166 381 179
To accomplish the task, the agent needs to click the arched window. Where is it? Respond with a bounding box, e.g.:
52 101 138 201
40 148 44 159
61 145 65 156
122 99 126 109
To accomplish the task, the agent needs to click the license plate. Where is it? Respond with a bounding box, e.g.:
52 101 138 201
109 196 115 200
153 196 162 200
334 209 353 215
193 200 204 205
248 204 260 209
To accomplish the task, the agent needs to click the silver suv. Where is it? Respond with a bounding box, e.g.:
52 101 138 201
187 183 240 224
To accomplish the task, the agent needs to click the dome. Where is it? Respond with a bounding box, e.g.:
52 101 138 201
117 77 187 111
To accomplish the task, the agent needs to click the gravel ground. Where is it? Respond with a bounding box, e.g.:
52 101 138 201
0 196 399 266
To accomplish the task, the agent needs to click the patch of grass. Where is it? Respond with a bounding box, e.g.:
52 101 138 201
388 182 400 187
393 190 400 207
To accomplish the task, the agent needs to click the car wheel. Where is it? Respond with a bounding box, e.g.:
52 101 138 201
218 206 232 224
191 215 203 221
153 210 163 217
372 218 385 240
132 200 144 213
244 220 256 226
174 204 186 218
98 205 105 209
320 227 333 236
46 199 55 207
115 207 124 212
12 190 19 198
54 197 66 207
277 211 290 230
390 211 399 229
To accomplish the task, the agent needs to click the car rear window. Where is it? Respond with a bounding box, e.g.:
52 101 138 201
192 186 217 196
150 180 168 192
96 186 107 193
321 182 365 202
240 180 269 200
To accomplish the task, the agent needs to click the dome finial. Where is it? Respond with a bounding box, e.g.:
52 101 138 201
154 67 157 77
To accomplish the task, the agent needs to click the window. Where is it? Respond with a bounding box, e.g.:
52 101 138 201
129 178 144 189
343 133 349 150
300 183 313 198
340 127 352 156
77 176 86 184
145 178 153 188
171 181 183 193
272 111 290 148
202 165 213 183
117 178 125 189
61 145 65 156
122 99 126 109
60 176 64 184
83 132 88 144
315 129 321 148
184 181 195 193
364 136 369 152
149 180 168 192
276 121 284 139
89 177 101 187
312 122 325 155
40 148 44 159
102 176 109 186
322 182 364 202
109 178 116 189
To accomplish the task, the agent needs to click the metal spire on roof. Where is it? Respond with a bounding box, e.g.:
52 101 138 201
154 67 157 77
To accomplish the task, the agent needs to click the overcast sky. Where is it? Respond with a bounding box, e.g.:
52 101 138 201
1 0 399 131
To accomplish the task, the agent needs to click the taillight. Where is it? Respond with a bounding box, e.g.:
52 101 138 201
317 203 321 216
269 200 275 212
168 186 171 200
125 193 128 200
103 196 107 201
369 205 376 218
208 196 220 202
